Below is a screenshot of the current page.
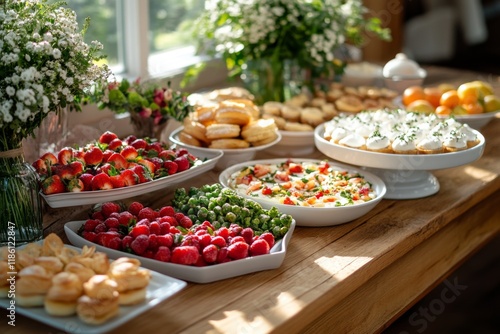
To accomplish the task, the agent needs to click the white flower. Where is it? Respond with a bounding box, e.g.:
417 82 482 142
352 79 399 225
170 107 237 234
52 48 61 59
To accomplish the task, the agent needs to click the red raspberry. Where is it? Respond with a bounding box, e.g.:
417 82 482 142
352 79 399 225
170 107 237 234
82 231 97 243
94 223 107 233
154 246 171 262
259 232 275 248
130 234 149 255
171 246 200 265
148 234 159 250
211 236 226 248
138 207 158 222
149 221 161 235
240 227 254 244
179 216 193 229
216 227 230 241
122 235 133 250
249 238 270 256
118 211 135 226
157 234 173 248
227 241 249 260
202 244 218 264
83 219 100 232
104 217 120 229
128 201 144 216
100 202 121 218
229 236 246 245
158 205 175 217
130 224 150 238
217 247 230 263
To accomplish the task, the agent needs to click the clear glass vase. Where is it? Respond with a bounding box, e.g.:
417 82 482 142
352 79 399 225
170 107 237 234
130 112 168 141
0 148 44 246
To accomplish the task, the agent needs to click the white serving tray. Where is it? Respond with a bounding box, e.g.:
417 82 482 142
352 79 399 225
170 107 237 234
64 219 296 284
40 150 223 208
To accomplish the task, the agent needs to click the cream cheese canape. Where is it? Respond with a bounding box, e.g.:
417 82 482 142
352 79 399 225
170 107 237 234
417 135 445 154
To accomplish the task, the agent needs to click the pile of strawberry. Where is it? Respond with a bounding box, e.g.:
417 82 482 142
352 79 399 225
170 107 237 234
78 201 275 266
32 131 200 195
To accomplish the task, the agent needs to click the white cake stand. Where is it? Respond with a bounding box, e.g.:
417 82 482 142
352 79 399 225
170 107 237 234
314 124 486 199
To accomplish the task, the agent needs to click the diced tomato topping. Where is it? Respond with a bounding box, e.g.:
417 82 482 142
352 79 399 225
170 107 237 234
237 174 253 185
315 191 324 199
318 162 330 174
262 187 272 195
288 163 303 174
283 197 295 205
274 171 290 182
359 187 370 196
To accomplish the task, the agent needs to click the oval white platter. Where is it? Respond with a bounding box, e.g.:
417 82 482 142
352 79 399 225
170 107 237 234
65 219 295 284
314 123 485 199
40 149 223 208
219 159 387 227
0 242 186 334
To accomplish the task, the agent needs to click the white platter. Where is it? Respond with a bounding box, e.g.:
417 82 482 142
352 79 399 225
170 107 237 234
268 130 315 156
40 150 223 208
443 112 498 130
65 219 295 284
219 159 387 227
314 123 485 199
0 243 186 334
169 126 282 171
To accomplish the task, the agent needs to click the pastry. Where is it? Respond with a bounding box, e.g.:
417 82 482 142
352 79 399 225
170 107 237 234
44 272 83 316
34 256 64 274
107 257 151 305
206 123 241 140
335 95 364 113
416 136 444 154
16 265 53 307
262 101 283 116
214 100 252 125
284 122 314 132
178 131 202 147
338 133 366 150
366 133 393 153
443 132 467 152
280 105 301 122
209 138 250 149
0 261 9 297
300 107 324 127
207 87 254 102
77 275 119 325
241 118 278 143
391 135 418 154
183 119 208 143
64 262 96 283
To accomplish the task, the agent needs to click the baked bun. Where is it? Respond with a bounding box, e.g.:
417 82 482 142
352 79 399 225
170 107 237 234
335 96 365 113
206 124 241 140
178 131 202 147
241 119 278 144
209 138 250 149
16 265 53 307
214 100 252 125
284 122 314 132
300 107 324 127
45 272 83 316
183 119 208 143
35 256 64 274
207 87 254 102
64 262 96 283
76 294 119 325
107 257 151 306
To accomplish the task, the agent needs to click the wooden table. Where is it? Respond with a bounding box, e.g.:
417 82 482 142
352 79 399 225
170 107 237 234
3 66 500 334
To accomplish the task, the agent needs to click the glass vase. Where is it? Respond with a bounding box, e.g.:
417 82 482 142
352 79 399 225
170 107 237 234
0 147 44 246
130 112 168 141
241 58 307 105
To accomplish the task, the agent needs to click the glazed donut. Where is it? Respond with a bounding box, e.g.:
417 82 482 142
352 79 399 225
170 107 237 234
183 119 208 143
241 118 277 143
206 123 241 140
179 131 202 147
214 100 252 125
209 138 250 149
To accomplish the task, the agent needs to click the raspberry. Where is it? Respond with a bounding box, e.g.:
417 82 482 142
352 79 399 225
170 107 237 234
128 201 144 216
249 239 270 256
216 227 230 241
130 224 150 238
158 205 175 217
118 211 135 226
171 246 200 265
179 216 193 229
229 236 246 245
130 234 149 255
227 241 249 260
240 227 254 244
154 246 171 262
211 236 226 248
83 219 100 232
217 247 230 263
259 232 275 248
94 223 107 233
138 207 158 222
82 231 97 243
122 235 133 250
149 221 161 235
100 202 121 218
157 234 173 248
202 244 218 263
104 217 120 229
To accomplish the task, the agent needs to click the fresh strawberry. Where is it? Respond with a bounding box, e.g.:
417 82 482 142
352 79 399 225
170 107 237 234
32 159 49 174
170 246 199 265
99 131 118 144
178 215 193 229
130 138 148 150
157 234 173 247
40 152 58 165
137 159 156 175
104 217 120 229
41 175 66 195
217 246 230 263
91 172 113 191
216 227 230 241
122 235 133 250
259 232 275 248
146 142 163 155
66 178 84 192
82 231 98 243
158 149 176 161
180 235 200 250
197 233 212 249
229 236 246 245
128 201 144 216
240 227 254 244
118 211 135 226
202 244 218 263
101 149 114 163
138 207 158 221
107 138 123 151
131 165 152 183
57 147 74 165
147 157 163 171
159 222 171 235
130 234 149 255
84 146 103 166
120 145 138 161
227 241 249 260
79 173 94 191
149 221 161 235
158 206 175 217
73 150 86 164
130 224 150 238
249 238 270 256
123 135 137 145
83 219 100 232
158 215 177 226
211 236 226 248
120 169 138 186
153 246 171 262
107 152 128 170
175 148 189 157
110 174 126 188
68 161 84 177
163 161 178 175
96 163 113 175
174 155 190 172
100 202 121 218
148 234 159 250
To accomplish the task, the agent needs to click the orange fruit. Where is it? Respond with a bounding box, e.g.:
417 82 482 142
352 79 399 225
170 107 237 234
435 105 452 116
402 86 425 106
463 102 484 114
406 99 435 114
457 82 479 104
439 90 460 108
438 83 455 94
424 87 442 108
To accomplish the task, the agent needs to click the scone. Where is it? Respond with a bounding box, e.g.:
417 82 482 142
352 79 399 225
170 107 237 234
77 275 119 325
107 257 151 305
45 272 83 316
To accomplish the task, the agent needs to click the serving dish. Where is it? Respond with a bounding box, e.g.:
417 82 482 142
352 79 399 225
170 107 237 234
0 243 186 334
169 126 281 171
64 219 296 284
40 149 223 208
268 130 315 156
219 159 386 226
443 112 498 130
314 123 485 199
